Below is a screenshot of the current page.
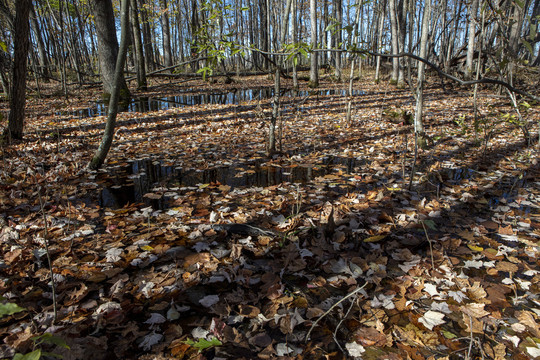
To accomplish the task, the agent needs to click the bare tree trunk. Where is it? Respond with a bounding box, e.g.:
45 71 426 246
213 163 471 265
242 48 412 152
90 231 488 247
465 0 478 79
414 0 431 148
160 0 173 68
309 0 319 87
397 0 407 87
334 0 342 81
4 0 31 140
93 0 130 99
30 3 50 79
346 0 362 126
292 0 298 89
268 0 292 155
131 0 147 89
374 0 386 82
89 0 130 169
140 0 155 72
389 0 399 83
259 0 269 70
268 68 279 155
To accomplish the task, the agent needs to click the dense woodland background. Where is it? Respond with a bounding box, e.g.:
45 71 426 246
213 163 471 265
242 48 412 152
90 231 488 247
0 0 540 359
0 0 538 99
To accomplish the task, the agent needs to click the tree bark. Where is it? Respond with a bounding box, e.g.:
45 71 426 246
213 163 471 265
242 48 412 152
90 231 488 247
130 0 147 89
30 3 50 79
259 0 269 70
140 0 156 71
334 0 342 81
465 0 478 79
389 0 399 83
292 0 298 88
397 0 406 87
309 0 319 87
160 0 173 68
89 0 130 170
374 0 386 82
415 0 431 148
5 0 31 140
92 0 130 99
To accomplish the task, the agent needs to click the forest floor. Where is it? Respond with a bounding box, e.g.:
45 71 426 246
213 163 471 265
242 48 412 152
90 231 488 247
1 71 540 359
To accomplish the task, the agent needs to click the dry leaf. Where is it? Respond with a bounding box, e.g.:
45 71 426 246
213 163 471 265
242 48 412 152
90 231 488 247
351 327 387 347
418 311 445 330
460 303 489 318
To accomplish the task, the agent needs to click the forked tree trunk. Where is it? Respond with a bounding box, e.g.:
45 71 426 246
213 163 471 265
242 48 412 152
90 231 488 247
89 0 130 169
93 0 130 99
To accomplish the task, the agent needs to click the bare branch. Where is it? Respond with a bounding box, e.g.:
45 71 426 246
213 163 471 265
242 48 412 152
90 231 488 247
238 44 540 103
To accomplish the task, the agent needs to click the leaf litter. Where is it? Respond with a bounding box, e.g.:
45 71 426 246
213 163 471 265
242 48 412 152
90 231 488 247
0 75 539 359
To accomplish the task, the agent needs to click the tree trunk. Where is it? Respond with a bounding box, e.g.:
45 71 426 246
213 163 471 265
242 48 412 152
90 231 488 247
334 0 342 81
374 0 386 82
191 0 200 72
397 0 406 87
130 0 147 89
92 0 130 99
89 0 130 170
465 0 478 79
414 0 431 148
309 0 319 87
30 3 50 79
292 0 298 88
389 0 399 83
509 0 527 56
0 0 13 31
160 0 173 68
259 0 269 70
5 0 31 140
268 67 279 155
268 0 292 155
140 0 155 72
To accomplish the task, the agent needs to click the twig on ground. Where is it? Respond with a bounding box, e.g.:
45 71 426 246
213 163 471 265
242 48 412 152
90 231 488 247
333 292 358 352
466 315 473 360
421 221 435 270
408 132 418 191
37 186 57 322
306 281 367 342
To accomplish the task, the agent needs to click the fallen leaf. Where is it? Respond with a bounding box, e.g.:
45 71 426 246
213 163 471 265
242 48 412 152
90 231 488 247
418 310 445 330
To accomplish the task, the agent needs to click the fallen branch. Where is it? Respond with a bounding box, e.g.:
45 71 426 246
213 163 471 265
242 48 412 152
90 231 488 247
125 57 209 81
305 281 367 342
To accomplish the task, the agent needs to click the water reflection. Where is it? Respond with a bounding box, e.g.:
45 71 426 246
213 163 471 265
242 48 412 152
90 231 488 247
100 156 361 209
57 88 366 118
